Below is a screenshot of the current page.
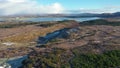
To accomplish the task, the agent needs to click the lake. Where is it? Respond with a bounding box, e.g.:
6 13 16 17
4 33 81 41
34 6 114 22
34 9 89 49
21 17 100 22
0 17 100 22
0 55 28 68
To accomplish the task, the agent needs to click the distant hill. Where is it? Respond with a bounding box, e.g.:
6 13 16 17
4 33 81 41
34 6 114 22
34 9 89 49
64 12 120 18
1 12 120 18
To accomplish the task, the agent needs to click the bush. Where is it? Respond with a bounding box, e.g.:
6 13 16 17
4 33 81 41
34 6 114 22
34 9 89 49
71 50 120 68
81 19 120 26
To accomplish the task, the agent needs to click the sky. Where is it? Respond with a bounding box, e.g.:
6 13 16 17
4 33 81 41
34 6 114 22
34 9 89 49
0 0 120 15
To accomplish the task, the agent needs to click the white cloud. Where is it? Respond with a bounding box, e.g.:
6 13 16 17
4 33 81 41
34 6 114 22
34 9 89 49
0 0 64 15
0 0 120 15
7 0 28 3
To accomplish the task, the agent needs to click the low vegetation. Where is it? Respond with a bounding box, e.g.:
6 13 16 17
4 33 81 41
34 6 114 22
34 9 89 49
0 22 40 28
36 22 59 27
0 19 119 68
21 48 71 68
21 48 120 68
81 19 120 26
2 21 69 42
71 50 120 68
0 20 77 43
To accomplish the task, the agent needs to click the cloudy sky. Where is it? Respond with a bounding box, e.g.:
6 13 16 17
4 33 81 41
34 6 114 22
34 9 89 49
0 0 120 15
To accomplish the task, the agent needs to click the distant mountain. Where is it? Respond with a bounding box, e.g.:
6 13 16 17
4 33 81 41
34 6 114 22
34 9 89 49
42 12 120 18
1 12 120 18
98 12 120 17
64 12 120 18
63 13 99 18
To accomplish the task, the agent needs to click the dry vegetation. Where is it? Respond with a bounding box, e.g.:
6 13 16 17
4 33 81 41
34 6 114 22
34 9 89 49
0 19 120 68
0 22 70 43
0 21 79 57
50 25 120 51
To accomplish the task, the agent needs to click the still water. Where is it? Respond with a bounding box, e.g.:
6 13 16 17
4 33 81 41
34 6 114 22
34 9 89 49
0 17 100 22
22 17 100 22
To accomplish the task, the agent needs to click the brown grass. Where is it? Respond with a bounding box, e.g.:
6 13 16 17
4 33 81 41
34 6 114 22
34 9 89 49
1 23 68 42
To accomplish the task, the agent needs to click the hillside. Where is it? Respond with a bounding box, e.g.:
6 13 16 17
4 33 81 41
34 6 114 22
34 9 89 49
0 19 120 68
18 19 120 68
